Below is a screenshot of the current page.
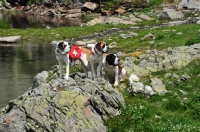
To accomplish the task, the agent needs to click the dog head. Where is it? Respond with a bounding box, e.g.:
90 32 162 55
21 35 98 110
95 42 108 53
105 54 119 66
58 41 71 54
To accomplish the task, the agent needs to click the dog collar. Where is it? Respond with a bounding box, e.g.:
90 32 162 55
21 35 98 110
94 47 101 55
57 49 71 55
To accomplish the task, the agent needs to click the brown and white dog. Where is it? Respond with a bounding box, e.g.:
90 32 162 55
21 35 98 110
102 53 126 86
55 41 71 80
55 41 108 80
79 41 108 79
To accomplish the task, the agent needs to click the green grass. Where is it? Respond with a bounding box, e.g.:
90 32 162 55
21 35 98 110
105 59 200 131
99 24 200 53
0 18 10 29
0 24 131 43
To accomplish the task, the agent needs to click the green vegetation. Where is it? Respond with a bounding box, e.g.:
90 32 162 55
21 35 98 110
0 0 6 4
1 2 200 130
98 24 200 53
105 59 200 131
0 24 128 43
0 18 9 28
1 23 200 52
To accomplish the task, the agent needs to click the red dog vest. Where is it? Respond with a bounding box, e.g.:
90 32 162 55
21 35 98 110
69 46 81 59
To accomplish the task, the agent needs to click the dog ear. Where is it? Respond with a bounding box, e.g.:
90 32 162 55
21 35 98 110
106 54 113 65
95 42 101 51
58 42 65 50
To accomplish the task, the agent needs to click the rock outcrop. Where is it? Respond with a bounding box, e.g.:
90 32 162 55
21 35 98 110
123 43 200 77
178 0 200 10
0 71 124 132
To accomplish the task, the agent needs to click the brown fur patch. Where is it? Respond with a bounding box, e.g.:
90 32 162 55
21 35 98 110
103 53 107 58
81 47 93 62
58 41 65 50
61 42 65 49
100 42 105 50
118 64 122 75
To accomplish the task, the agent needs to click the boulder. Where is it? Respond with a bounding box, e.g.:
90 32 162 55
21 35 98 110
101 9 112 16
138 14 154 21
86 18 103 26
0 36 21 43
178 0 200 10
158 9 184 20
150 78 168 94
115 8 126 15
81 2 98 11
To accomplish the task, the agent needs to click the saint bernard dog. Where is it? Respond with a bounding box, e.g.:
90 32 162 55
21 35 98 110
55 41 71 80
55 41 108 80
79 41 108 79
102 53 127 86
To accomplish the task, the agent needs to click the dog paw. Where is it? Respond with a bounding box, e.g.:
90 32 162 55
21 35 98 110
64 76 69 80
114 82 118 87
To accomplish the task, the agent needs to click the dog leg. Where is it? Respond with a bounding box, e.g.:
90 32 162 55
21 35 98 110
90 61 96 79
96 62 103 77
94 63 97 76
64 55 70 80
64 63 69 80
58 62 63 78
114 66 119 87
81 61 88 78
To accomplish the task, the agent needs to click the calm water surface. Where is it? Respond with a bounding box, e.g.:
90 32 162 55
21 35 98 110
0 12 82 108
0 12 81 28
0 43 57 108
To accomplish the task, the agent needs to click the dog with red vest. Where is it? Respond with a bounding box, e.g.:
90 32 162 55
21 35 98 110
55 41 108 80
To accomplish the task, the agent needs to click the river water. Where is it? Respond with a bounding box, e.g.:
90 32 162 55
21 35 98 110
0 12 82 108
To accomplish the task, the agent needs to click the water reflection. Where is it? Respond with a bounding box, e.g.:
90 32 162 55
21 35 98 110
0 12 81 29
0 43 57 108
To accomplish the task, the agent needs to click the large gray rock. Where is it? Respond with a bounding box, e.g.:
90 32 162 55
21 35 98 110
0 72 124 132
0 36 21 43
150 78 167 94
178 0 200 10
158 9 184 20
123 43 200 77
